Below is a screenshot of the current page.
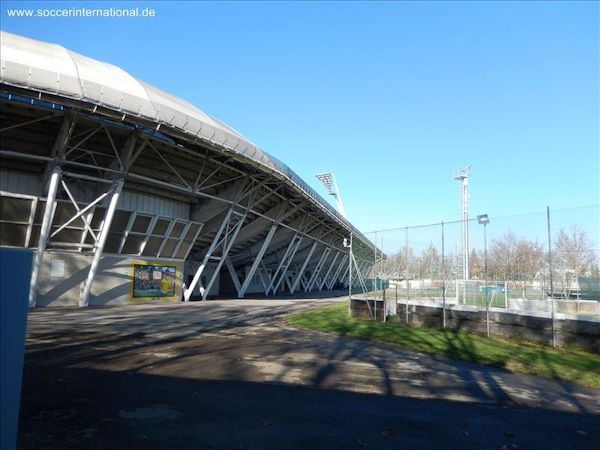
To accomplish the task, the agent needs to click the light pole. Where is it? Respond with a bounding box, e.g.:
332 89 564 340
478 214 490 337
344 234 352 316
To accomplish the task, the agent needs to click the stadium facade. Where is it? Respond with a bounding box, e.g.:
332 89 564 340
0 31 376 307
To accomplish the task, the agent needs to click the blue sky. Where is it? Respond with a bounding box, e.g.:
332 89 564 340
2 1 598 235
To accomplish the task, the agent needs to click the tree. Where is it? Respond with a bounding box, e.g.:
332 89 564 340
489 233 544 281
489 233 517 280
514 239 544 281
554 225 598 278
382 246 414 279
469 249 482 279
417 243 440 279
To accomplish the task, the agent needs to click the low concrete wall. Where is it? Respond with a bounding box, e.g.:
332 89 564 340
350 298 386 322
508 298 600 315
395 303 599 350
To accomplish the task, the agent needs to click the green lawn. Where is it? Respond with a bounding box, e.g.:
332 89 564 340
286 302 600 388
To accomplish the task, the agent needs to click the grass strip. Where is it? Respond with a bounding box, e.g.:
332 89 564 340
286 302 600 388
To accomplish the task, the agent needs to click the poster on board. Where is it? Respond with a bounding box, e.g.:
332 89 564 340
131 262 177 300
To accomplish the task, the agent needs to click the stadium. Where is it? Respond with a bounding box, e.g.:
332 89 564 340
0 31 376 307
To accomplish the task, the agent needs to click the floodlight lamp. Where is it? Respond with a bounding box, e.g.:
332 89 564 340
315 172 336 196
315 171 347 218
453 164 471 180
477 214 490 225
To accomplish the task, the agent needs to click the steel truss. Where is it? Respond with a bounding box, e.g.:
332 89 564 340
184 180 259 301
1 96 378 305
318 251 341 291
327 253 348 290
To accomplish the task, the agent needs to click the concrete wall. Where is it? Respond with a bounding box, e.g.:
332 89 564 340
395 303 599 350
507 298 600 315
350 298 386 322
36 251 184 306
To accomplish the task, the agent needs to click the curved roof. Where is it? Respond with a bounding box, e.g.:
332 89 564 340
0 31 372 249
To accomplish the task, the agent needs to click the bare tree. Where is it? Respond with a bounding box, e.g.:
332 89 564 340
554 225 598 278
383 246 414 279
489 233 517 280
417 243 440 279
514 239 544 281
489 233 544 281
469 249 482 279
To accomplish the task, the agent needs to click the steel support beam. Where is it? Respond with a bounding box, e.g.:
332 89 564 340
202 210 247 300
319 252 340 290
225 257 242 297
28 114 76 307
290 241 317 294
77 132 141 307
327 253 347 290
340 259 351 288
257 268 269 291
184 207 234 301
79 179 124 306
28 166 61 308
306 247 331 292
239 224 277 298
266 234 302 295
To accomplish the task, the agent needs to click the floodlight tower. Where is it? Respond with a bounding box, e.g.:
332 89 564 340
454 165 471 280
315 172 347 218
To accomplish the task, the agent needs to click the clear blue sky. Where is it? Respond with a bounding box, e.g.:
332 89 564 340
2 1 598 235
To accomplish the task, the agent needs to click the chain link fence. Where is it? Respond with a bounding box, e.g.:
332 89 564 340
351 205 599 345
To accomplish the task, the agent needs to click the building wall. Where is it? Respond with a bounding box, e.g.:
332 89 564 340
1 180 196 306
1 168 190 219
118 190 190 220
0 169 43 197
36 251 184 306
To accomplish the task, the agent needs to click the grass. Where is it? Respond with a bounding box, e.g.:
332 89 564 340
286 302 600 388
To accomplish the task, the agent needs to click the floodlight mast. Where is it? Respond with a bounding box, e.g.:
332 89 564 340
454 165 471 281
315 172 347 218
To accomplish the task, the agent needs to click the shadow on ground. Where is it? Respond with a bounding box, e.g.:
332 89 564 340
19 366 598 450
19 299 599 449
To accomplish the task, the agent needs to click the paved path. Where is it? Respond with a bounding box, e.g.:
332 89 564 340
19 297 599 449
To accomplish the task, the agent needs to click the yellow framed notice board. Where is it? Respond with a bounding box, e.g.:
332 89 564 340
130 261 178 301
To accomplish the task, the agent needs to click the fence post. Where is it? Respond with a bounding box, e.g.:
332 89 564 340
405 227 409 324
382 283 386 322
374 230 378 298
441 221 446 329
546 207 556 347
348 233 353 317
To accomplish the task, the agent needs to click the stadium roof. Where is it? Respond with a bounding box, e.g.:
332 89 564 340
0 30 373 249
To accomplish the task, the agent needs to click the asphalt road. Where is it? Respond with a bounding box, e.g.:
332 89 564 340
19 296 599 449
